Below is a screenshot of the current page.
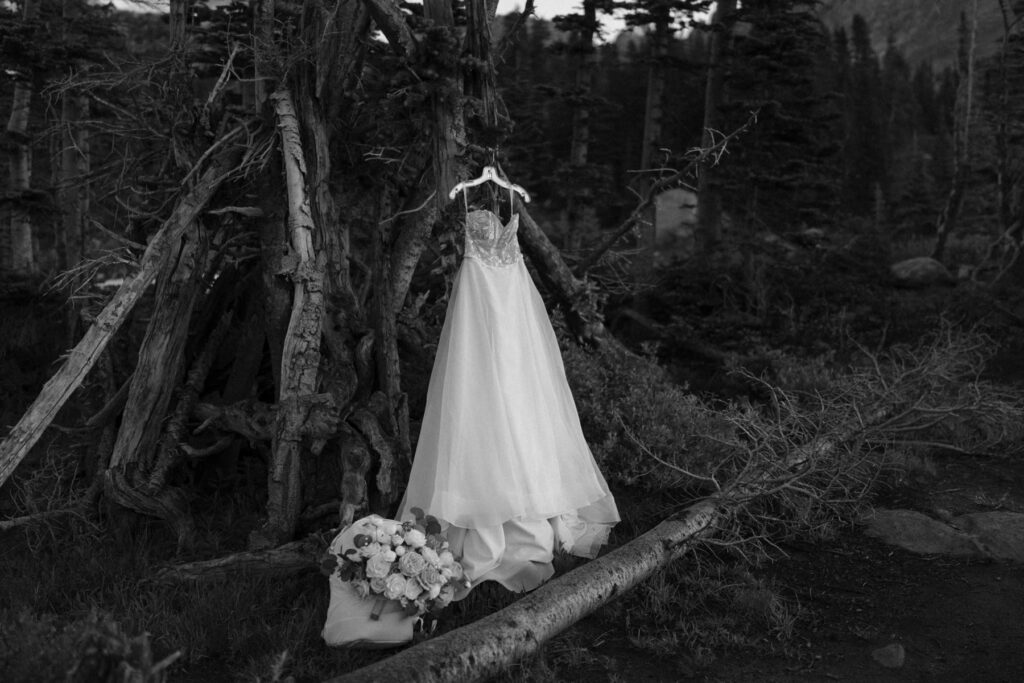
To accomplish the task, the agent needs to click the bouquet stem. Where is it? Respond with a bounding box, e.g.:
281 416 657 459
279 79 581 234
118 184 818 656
369 597 386 621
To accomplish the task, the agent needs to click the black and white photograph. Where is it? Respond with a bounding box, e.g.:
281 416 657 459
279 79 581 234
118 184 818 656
2 0 1024 680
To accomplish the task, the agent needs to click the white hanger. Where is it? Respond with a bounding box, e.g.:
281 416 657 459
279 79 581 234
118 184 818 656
448 165 531 203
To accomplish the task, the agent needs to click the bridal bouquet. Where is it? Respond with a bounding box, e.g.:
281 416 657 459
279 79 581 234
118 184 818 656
322 509 470 619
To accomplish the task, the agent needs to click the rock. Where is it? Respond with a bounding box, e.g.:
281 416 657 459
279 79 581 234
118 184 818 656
890 257 956 288
872 643 906 668
951 512 1024 563
862 509 977 556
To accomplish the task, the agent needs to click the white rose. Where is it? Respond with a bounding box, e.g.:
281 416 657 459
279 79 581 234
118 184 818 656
381 549 397 562
438 550 455 567
395 545 406 556
365 553 393 579
427 583 442 600
404 529 427 548
420 547 441 567
403 577 424 600
391 534 405 546
384 574 407 600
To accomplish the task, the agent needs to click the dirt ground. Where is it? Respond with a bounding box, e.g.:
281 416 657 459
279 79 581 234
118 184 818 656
714 451 1024 683
533 451 1024 683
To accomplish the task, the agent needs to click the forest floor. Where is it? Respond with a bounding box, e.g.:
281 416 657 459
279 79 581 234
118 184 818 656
548 453 1024 683
512 343 1024 683
4 287 1024 682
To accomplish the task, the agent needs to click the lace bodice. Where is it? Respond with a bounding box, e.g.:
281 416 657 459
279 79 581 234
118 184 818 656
464 210 521 268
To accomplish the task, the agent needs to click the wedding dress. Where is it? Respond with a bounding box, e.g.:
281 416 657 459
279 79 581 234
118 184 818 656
400 202 619 594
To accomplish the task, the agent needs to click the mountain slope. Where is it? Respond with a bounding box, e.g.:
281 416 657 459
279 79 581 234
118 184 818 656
816 0 1005 69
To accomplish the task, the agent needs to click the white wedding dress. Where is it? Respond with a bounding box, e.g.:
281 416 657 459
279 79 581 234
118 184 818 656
400 206 619 594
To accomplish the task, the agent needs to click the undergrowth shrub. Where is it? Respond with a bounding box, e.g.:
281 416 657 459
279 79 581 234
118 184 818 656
0 609 181 683
562 342 736 490
639 226 894 357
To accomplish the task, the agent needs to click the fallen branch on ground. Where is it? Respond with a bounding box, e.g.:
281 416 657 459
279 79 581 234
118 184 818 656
150 538 322 583
330 327 1024 682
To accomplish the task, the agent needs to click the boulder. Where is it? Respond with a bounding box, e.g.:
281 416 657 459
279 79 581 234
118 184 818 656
890 256 956 288
864 508 1024 562
872 643 906 669
862 509 977 556
951 512 1024 563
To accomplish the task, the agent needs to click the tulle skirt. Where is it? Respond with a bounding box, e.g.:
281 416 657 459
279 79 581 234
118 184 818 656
401 256 618 591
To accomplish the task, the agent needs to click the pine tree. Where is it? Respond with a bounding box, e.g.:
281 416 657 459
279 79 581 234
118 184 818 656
712 0 843 232
841 13 885 216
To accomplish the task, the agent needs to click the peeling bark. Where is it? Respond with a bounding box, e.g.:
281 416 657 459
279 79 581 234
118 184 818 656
109 224 209 474
255 89 326 547
105 224 210 546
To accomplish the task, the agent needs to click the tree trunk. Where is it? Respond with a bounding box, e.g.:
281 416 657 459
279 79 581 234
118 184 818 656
696 0 735 254
56 0 89 271
169 0 188 47
254 88 326 548
933 0 978 261
3 0 39 274
371 195 409 501
57 88 89 272
425 0 464 208
515 199 605 345
104 223 210 546
563 0 597 251
0 146 241 491
635 9 671 277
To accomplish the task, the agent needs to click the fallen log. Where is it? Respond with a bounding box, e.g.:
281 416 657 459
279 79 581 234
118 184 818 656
327 501 719 683
329 402 896 683
0 144 242 490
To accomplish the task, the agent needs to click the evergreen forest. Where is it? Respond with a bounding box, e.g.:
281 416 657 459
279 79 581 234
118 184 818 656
2 0 1024 680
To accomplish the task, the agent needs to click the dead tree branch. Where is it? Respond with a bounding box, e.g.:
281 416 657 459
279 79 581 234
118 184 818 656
0 140 245 490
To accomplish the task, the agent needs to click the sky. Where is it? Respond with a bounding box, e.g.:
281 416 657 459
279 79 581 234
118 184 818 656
497 0 582 18
111 0 636 37
497 0 637 37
